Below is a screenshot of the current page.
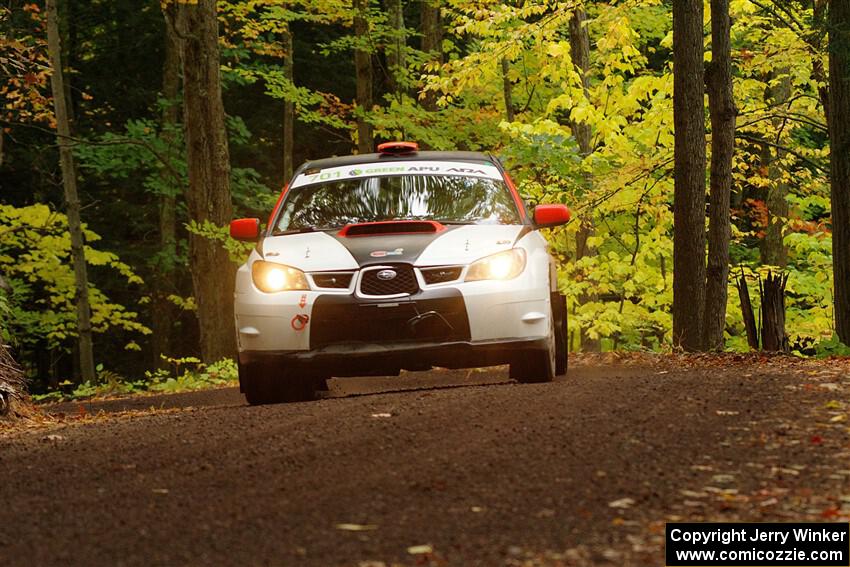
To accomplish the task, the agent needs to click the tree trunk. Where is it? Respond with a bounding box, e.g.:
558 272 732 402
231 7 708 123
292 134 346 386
150 4 182 367
760 73 791 268
672 0 707 352
568 6 600 352
420 0 442 112
829 0 850 345
813 0 830 122
354 0 374 153
568 6 591 153
762 157 789 267
501 58 515 122
735 271 759 350
703 0 735 351
61 0 77 128
179 0 236 363
282 22 295 181
385 0 405 95
46 0 96 383
760 271 788 352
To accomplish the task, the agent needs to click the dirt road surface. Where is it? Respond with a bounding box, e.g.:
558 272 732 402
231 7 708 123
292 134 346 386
2 361 849 566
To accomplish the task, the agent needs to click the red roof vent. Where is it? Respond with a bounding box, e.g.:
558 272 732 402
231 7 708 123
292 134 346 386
338 220 445 237
377 141 419 155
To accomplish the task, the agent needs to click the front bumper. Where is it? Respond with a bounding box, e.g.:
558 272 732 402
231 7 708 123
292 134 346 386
238 337 548 376
234 257 553 371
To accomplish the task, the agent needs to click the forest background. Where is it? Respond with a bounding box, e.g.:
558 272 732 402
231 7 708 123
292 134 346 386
1 0 848 396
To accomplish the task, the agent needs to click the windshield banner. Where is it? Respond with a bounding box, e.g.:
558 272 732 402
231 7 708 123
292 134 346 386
291 161 504 188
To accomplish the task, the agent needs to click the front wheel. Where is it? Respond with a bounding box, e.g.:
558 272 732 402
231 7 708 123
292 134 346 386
240 361 315 405
510 308 556 384
553 293 568 376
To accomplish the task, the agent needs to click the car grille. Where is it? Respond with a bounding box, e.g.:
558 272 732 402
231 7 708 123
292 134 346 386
421 266 463 285
312 272 354 289
310 292 471 348
359 265 419 296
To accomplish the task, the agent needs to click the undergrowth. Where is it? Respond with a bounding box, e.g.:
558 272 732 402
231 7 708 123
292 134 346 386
33 356 237 403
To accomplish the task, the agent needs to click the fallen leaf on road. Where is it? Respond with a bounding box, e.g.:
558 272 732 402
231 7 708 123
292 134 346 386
42 434 64 442
407 544 433 555
608 498 635 509
335 523 378 532
711 474 735 484
151 488 169 494
370 413 392 418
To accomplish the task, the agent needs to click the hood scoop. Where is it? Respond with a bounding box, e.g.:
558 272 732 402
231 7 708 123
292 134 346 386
338 220 446 237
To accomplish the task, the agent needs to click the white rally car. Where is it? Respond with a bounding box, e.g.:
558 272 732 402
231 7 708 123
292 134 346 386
229 142 571 404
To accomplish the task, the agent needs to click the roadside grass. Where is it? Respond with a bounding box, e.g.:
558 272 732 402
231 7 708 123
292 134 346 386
32 357 237 404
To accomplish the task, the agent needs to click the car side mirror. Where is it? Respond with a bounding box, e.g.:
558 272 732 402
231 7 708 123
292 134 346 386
533 204 571 228
230 218 261 241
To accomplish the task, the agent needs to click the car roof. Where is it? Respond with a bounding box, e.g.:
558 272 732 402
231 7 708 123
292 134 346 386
295 151 500 175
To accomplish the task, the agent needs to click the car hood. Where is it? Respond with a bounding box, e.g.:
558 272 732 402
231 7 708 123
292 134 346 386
259 224 526 271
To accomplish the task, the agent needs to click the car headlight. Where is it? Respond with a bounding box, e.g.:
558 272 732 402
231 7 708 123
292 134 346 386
465 248 527 281
251 261 309 292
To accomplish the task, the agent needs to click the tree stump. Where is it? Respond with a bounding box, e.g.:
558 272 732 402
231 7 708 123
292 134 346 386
760 271 789 352
735 269 789 352
736 269 759 350
0 338 26 418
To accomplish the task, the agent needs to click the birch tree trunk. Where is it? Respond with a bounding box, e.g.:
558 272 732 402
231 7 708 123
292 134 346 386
703 0 736 351
672 0 707 351
46 0 96 383
179 0 236 362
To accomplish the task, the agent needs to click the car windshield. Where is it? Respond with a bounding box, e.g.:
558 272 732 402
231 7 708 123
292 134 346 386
274 175 521 233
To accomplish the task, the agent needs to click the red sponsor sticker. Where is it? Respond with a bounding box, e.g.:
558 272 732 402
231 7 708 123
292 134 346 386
298 294 307 308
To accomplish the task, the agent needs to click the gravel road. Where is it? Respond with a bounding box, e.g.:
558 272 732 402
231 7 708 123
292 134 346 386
1 362 848 566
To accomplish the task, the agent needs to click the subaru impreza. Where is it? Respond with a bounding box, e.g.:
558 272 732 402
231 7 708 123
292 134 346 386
230 142 571 404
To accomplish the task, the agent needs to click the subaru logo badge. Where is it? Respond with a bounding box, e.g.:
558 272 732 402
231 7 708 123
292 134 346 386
376 269 397 281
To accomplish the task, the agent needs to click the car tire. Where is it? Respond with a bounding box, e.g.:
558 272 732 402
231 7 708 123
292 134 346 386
312 375 330 391
554 293 568 376
241 361 315 405
510 305 556 384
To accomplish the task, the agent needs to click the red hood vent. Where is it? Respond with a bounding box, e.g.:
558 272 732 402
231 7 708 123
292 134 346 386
338 220 446 237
